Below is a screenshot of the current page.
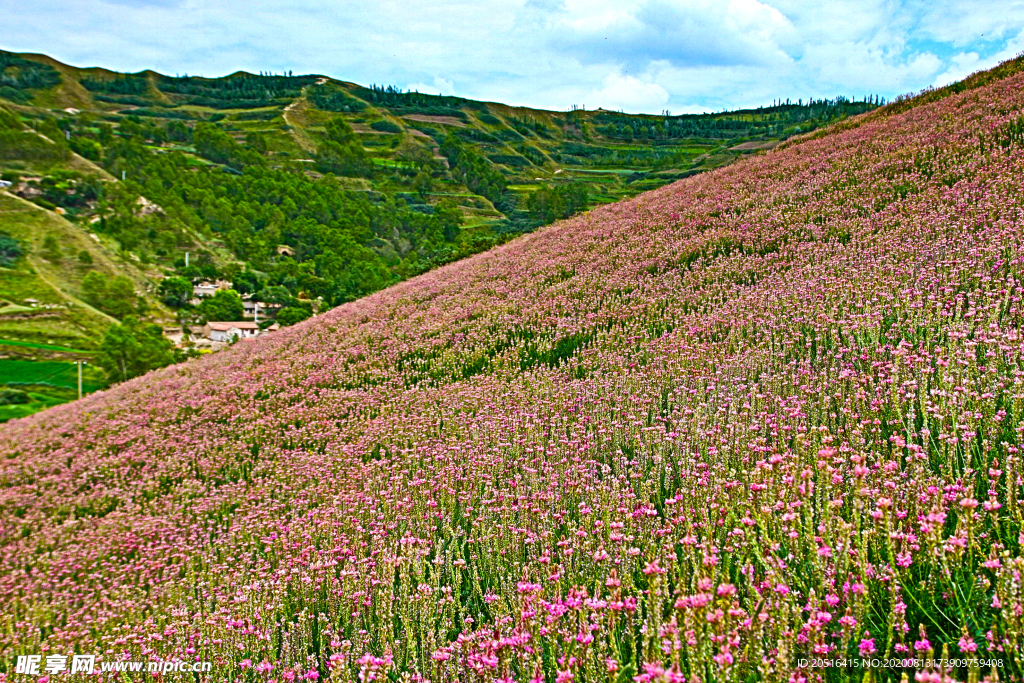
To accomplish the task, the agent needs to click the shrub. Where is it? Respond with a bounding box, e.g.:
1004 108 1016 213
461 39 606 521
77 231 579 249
369 119 402 134
0 387 28 405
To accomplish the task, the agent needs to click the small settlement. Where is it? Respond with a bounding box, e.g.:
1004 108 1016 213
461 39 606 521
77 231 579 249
166 280 282 348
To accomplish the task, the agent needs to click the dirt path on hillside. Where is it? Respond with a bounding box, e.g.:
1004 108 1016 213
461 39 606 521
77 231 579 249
1 193 123 326
283 88 318 154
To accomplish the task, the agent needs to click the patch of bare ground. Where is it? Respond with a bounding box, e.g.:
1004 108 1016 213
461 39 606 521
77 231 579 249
402 114 466 127
728 140 779 151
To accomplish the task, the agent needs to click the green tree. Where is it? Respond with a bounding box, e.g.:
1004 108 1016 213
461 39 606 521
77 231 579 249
245 131 268 154
198 289 244 322
164 120 191 143
0 387 29 405
0 230 22 266
158 276 193 308
106 275 139 318
96 316 181 383
77 249 93 265
193 123 263 170
324 118 357 144
412 169 433 199
81 271 107 307
42 234 62 262
232 270 262 295
315 118 374 177
277 306 311 326
435 198 463 242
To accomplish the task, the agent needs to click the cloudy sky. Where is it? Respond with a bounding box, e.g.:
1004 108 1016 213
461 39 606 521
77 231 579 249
2 0 1023 114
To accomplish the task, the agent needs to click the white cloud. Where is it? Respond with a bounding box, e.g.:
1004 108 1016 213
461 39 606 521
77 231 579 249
933 28 1024 86
0 0 1021 113
584 71 670 112
405 76 457 97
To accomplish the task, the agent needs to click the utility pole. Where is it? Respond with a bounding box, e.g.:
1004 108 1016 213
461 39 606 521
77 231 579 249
76 360 84 400
185 251 189 267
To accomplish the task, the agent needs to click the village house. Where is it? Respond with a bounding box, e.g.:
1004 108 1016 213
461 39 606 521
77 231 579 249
193 280 232 298
242 300 282 318
202 321 261 342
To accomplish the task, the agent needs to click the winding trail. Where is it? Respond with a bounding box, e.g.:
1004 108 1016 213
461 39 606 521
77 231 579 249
282 81 327 154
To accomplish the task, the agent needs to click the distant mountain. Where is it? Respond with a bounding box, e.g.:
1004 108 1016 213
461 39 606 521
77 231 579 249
0 50 876 394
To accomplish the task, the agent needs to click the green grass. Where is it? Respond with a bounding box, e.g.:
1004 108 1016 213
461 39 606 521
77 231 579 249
0 338 90 353
565 168 643 174
0 400 56 422
0 192 166 348
0 359 104 390
0 360 106 422
0 266 65 305
0 385 83 423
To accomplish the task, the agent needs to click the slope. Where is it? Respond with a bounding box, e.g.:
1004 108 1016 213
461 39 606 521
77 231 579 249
0 49 878 353
0 192 172 348
1 60 1023 682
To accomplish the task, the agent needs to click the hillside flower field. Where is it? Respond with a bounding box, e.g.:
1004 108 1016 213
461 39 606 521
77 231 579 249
3 64 1024 682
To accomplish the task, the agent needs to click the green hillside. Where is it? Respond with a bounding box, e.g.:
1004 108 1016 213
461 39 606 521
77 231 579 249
0 49 878 370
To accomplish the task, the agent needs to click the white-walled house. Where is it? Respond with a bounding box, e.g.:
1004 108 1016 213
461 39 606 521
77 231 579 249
242 300 282 317
203 321 260 342
193 280 232 298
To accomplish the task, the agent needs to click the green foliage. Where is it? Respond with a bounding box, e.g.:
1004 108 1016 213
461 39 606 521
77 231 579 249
594 97 876 142
77 250 93 265
82 272 139 318
527 182 589 223
32 173 101 214
0 230 23 267
245 131 268 154
440 135 507 204
155 72 317 109
42 234 62 262
353 84 473 118
158 276 192 308
435 198 463 241
165 119 191 143
315 142 374 177
193 123 264 170
0 130 70 161
0 106 22 131
369 119 402 133
0 86 31 103
0 387 29 405
0 51 61 91
232 270 262 295
198 289 244 322
307 84 367 113
95 316 182 383
81 271 106 306
276 306 311 326
69 136 102 161
80 74 148 95
106 275 140 318
314 119 374 177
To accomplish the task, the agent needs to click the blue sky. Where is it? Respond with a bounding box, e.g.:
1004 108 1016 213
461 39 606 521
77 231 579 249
2 0 1023 114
